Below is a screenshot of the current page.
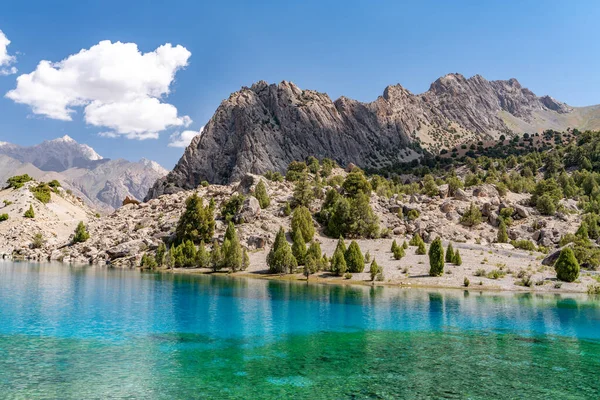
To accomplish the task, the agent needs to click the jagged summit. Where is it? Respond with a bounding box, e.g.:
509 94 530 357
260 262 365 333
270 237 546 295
146 74 600 200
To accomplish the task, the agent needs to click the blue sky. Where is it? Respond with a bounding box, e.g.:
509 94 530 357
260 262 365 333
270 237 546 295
0 0 599 168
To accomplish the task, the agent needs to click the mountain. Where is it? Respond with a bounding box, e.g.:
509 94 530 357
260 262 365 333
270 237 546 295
146 73 600 200
0 137 168 211
0 135 103 171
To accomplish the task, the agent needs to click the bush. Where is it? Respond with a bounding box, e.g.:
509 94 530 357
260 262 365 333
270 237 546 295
402 240 408 249
536 194 556 215
428 238 444 276
210 241 224 272
291 228 307 265
445 243 454 263
24 205 35 218
176 193 215 243
321 192 379 238
393 245 405 260
72 221 89 243
345 241 365 273
242 248 250 271
304 255 318 278
369 259 381 281
416 241 427 255
307 241 324 270
155 242 167 266
254 180 270 209
453 249 462 265
291 206 314 243
283 202 292 216
464 277 470 287
342 171 371 198
320 158 335 178
554 247 580 282
497 220 509 243
474 268 486 277
221 194 245 222
31 183 52 204
511 240 536 251
331 247 347 276
222 222 243 271
264 170 284 182
307 156 320 174
487 269 506 279
7 174 32 189
31 233 45 249
391 239 398 253
140 254 158 269
407 209 420 220
292 172 314 207
460 203 482 227
409 233 424 247
0 213 8 221
286 161 308 181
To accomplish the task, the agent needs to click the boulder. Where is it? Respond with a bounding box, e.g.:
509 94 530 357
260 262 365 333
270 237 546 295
440 201 455 213
514 205 529 218
393 226 406 235
106 239 146 260
234 196 261 224
472 184 499 198
438 184 449 199
542 244 574 266
453 189 469 201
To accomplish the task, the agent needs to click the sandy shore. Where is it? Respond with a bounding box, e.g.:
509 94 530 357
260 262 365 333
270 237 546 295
163 236 600 294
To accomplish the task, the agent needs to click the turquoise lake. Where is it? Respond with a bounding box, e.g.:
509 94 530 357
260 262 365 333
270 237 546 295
0 261 599 399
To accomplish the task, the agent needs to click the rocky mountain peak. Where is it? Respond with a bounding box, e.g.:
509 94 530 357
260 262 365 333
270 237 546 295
146 74 600 200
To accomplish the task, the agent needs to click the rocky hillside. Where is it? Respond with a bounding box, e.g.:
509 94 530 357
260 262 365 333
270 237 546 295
0 136 168 211
147 73 600 199
0 180 96 256
10 167 597 293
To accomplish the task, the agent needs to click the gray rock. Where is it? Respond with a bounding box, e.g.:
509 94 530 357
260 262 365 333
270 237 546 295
234 196 261 224
453 189 469 201
514 205 529 218
106 239 146 260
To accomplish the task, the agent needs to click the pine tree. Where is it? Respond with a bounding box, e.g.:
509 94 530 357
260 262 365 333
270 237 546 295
576 222 589 239
554 247 580 282
269 242 297 274
307 241 324 271
416 240 427 255
335 236 346 255
72 221 89 243
175 193 215 244
291 228 307 265
428 237 444 276
155 242 167 266
24 204 35 219
242 248 250 270
182 240 197 267
223 222 242 271
369 259 381 281
445 243 454 263
409 233 423 246
331 247 347 276
210 241 223 272
291 206 315 243
292 171 314 208
402 240 409 249
304 254 318 279
267 227 287 267
391 239 398 253
393 245 405 260
345 240 365 273
195 241 210 268
254 179 270 209
497 220 509 243
453 249 462 266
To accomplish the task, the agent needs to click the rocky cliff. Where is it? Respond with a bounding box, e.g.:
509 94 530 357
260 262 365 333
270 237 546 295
146 73 600 200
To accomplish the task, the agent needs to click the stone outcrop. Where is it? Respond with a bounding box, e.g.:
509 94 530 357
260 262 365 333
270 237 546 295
146 73 594 199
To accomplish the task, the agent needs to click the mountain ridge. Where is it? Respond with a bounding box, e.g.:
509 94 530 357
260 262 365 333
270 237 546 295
146 73 600 200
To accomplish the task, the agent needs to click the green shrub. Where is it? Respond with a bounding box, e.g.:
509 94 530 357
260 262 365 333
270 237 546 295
345 241 365 273
176 193 215 243
254 180 270 209
292 172 314 207
223 222 243 271
393 245 405 260
464 277 470 287
474 268 486 277
31 233 45 249
264 170 284 182
140 254 158 269
445 243 454 263
402 240 408 249
369 259 381 281
536 194 556 215
342 171 372 198
0 213 8 221
320 158 335 177
291 228 307 265
331 246 347 276
7 174 32 189
554 247 580 282
487 269 507 279
30 183 51 204
453 249 462 265
24 205 35 218
286 161 308 181
416 241 427 255
210 241 224 272
221 194 245 222
497 220 509 243
155 242 167 266
291 206 314 243
283 202 292 216
195 241 210 268
407 209 420 220
72 221 89 243
460 203 482 227
511 239 536 251
428 237 444 276
307 156 320 174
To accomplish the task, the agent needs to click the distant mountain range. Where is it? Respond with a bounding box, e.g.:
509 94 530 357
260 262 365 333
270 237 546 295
146 73 600 199
0 136 167 211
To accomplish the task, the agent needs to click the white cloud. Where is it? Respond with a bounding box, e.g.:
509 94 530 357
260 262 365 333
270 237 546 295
6 40 191 139
0 29 17 75
168 126 203 148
